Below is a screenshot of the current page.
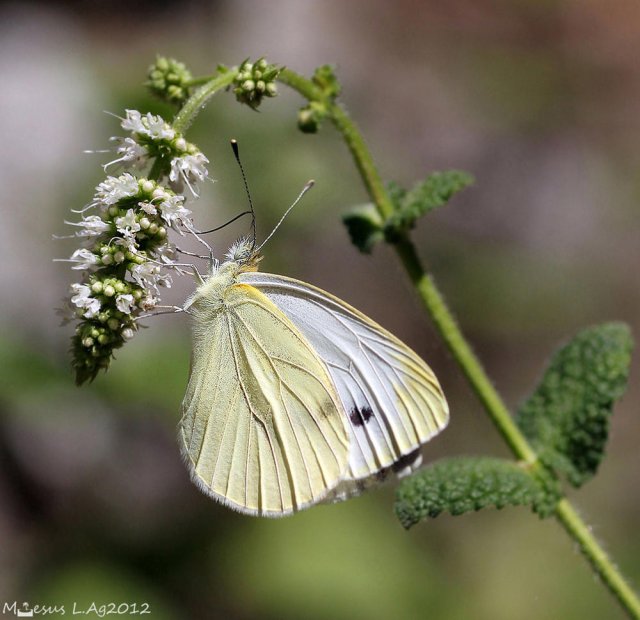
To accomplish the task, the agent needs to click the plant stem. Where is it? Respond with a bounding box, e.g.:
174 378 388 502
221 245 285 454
555 499 640 618
277 67 640 620
173 70 237 133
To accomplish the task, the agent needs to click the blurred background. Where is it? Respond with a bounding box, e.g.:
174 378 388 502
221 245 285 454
1 0 639 618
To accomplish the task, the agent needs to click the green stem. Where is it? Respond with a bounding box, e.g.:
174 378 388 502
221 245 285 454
556 499 640 618
173 70 237 133
276 68 640 620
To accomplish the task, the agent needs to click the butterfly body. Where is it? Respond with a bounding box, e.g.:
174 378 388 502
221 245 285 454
180 251 449 516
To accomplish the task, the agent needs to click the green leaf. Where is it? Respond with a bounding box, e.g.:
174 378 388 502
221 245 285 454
384 170 473 241
311 64 341 99
395 457 558 529
342 204 384 254
386 180 407 210
517 322 633 487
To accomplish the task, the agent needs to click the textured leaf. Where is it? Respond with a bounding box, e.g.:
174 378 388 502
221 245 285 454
384 170 473 240
395 457 558 529
342 204 384 254
517 323 633 487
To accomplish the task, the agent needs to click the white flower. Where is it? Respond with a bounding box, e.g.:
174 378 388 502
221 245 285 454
69 248 99 270
169 152 209 195
130 262 172 292
144 113 175 141
129 262 159 287
115 209 141 235
116 137 148 167
115 293 135 314
70 283 101 318
113 234 138 252
158 194 191 227
121 109 145 134
65 215 110 237
139 201 157 215
94 173 139 207
122 109 175 141
155 241 176 262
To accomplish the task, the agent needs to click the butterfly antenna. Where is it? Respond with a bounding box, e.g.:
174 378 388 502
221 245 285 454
256 180 315 253
196 210 252 234
230 139 257 251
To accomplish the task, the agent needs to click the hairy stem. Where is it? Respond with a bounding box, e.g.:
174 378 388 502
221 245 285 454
277 67 640 619
173 70 237 133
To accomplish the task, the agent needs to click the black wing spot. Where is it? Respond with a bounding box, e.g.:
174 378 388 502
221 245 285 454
392 448 421 474
349 405 374 427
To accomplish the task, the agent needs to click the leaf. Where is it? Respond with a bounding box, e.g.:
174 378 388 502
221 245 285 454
517 322 633 487
384 170 473 241
395 457 558 529
311 64 341 99
342 204 384 254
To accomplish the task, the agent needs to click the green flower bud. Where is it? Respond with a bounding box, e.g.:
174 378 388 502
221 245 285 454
297 101 327 134
104 285 115 297
146 56 193 105
233 57 281 110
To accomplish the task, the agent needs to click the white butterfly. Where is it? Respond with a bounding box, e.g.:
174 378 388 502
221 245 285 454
178 238 449 517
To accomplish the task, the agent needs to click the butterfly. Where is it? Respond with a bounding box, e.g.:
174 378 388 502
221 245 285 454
178 236 449 517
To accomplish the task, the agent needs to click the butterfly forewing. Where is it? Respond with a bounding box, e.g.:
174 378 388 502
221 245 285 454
239 272 449 498
180 280 350 516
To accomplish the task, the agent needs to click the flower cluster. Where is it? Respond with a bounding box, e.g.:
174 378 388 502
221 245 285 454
146 56 193 105
233 58 280 110
60 111 209 384
109 110 209 196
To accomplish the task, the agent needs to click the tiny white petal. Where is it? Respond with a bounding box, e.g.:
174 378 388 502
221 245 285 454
139 201 157 215
115 293 135 314
169 152 209 195
121 109 145 134
94 173 139 207
115 209 141 234
158 194 192 227
69 248 99 270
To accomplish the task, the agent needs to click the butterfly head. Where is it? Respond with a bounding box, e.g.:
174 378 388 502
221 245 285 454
223 236 262 272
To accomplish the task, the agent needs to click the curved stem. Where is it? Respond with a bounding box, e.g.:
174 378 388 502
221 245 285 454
173 70 237 133
276 68 640 619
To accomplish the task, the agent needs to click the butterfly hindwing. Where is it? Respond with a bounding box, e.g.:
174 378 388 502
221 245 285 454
239 272 449 499
180 281 350 516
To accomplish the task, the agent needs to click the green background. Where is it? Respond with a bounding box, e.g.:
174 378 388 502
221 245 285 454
1 1 639 618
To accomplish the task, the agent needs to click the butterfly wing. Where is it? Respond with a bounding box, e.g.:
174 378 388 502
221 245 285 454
239 272 449 500
180 281 350 516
